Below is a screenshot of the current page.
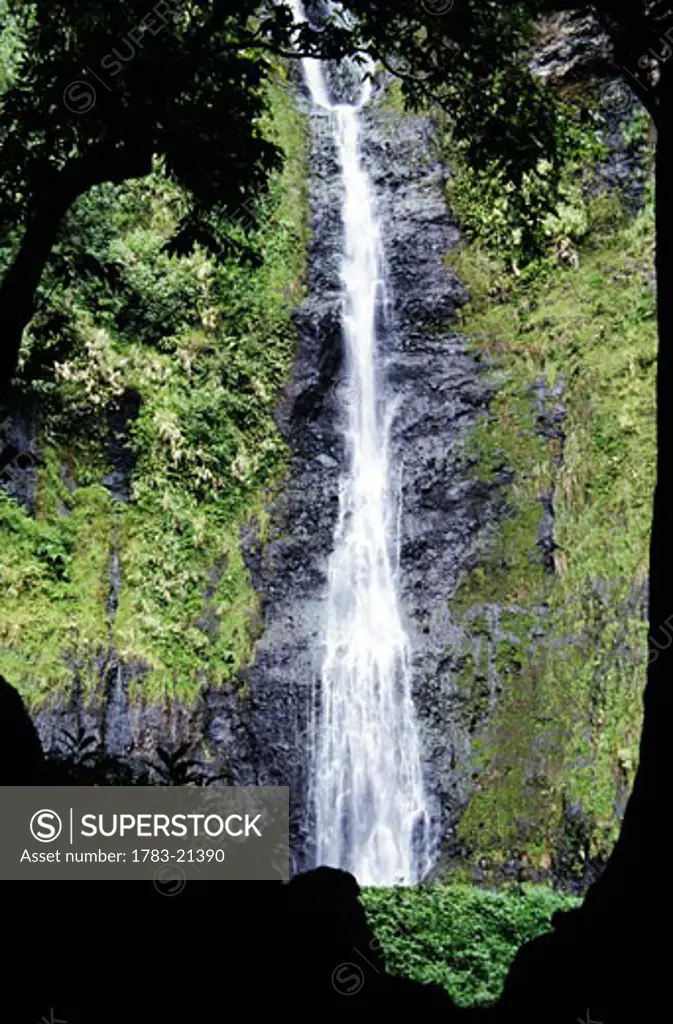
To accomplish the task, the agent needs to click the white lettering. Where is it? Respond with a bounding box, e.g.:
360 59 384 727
119 813 135 836
81 813 96 837
204 815 224 837
136 814 152 837
186 813 204 836
245 814 262 837
171 814 187 838
226 814 242 837
154 814 170 837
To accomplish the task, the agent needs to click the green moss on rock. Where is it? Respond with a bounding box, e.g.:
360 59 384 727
0 72 310 709
448 187 655 878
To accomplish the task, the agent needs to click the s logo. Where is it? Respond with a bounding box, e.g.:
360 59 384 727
30 809 63 843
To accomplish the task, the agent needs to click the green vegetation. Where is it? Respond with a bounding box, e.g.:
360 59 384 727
0 0 657 898
361 883 579 1006
443 107 656 880
0 70 310 708
443 95 608 274
442 89 651 274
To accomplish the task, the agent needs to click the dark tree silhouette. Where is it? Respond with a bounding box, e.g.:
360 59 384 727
0 0 352 397
1 3 669 1017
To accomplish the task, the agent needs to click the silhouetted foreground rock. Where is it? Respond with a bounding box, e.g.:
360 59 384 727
0 674 44 784
0 676 658 1021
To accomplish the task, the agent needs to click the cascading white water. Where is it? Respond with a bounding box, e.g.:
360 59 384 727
291 1 434 885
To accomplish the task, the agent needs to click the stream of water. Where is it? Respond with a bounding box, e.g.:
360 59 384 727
291 1 434 885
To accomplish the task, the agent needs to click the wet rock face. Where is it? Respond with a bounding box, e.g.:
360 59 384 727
365 103 495 859
9 12 644 873
530 9 649 214
238 105 349 870
15 89 495 839
0 394 40 516
533 375 567 574
18 388 157 772
103 389 141 504
239 79 495 872
530 10 613 87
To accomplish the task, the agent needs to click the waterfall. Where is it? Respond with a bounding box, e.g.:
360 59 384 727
291 1 434 885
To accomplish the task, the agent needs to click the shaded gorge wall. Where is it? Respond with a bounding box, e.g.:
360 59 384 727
0 28 656 890
0 71 312 782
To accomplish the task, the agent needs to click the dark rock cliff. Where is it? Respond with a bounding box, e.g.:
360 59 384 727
236 73 495 873
0 11 650 885
0 75 499 864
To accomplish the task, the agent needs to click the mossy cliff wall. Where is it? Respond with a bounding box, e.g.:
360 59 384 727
432 19 655 884
0 71 311 768
0 27 656 891
444 190 655 887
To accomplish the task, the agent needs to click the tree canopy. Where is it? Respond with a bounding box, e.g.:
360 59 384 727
0 0 351 388
1 0 673 391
